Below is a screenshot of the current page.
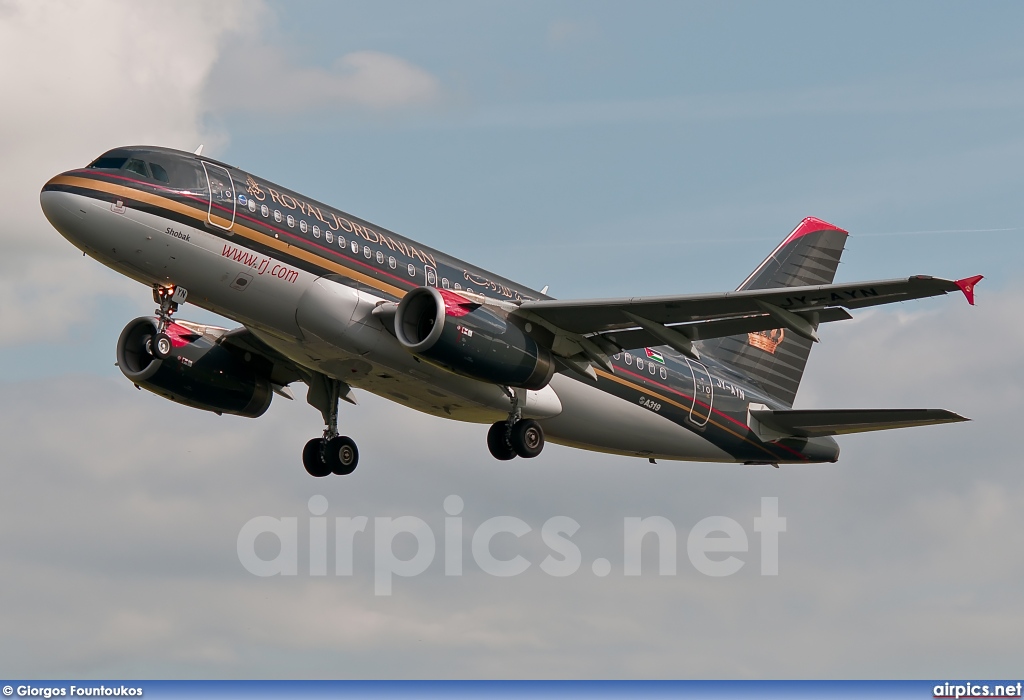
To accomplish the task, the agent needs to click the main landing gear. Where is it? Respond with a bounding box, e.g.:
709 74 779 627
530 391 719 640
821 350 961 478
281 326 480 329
149 285 188 359
303 375 359 478
486 389 545 461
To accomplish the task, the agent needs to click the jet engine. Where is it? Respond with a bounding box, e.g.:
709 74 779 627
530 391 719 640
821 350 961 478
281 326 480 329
116 317 273 418
392 286 555 390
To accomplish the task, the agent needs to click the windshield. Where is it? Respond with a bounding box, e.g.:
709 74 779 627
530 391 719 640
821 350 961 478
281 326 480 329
88 149 206 192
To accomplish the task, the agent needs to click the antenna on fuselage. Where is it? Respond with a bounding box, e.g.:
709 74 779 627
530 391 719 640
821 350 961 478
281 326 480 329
194 144 204 156
540 285 549 295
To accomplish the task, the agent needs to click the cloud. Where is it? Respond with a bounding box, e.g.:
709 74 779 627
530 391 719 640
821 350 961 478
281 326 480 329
546 19 601 49
206 46 441 114
0 0 442 347
0 0 248 345
0 287 1021 677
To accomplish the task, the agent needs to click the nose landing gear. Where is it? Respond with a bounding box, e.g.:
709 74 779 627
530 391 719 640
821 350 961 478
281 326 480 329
486 389 546 461
303 374 360 477
149 285 187 359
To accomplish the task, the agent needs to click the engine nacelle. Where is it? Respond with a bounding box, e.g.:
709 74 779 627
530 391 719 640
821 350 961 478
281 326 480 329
393 287 555 390
116 317 272 418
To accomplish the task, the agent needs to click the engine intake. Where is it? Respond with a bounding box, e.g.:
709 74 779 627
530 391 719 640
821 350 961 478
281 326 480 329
116 317 272 418
393 286 554 390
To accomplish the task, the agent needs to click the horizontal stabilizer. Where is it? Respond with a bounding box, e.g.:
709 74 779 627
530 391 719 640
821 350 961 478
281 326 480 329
748 407 968 439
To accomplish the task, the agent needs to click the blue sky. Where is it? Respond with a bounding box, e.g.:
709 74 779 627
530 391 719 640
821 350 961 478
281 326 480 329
1 0 1022 679
215 1 1023 295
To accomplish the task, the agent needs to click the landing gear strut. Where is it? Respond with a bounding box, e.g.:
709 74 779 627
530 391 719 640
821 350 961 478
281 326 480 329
303 375 359 477
149 285 187 359
486 388 545 460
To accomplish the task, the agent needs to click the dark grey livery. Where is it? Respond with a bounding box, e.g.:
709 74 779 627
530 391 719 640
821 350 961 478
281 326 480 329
40 145 980 477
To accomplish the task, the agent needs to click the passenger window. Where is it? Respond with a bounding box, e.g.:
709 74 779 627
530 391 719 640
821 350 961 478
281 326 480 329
442 278 449 288
388 256 396 269
376 251 384 264
660 367 667 379
407 264 416 277
125 159 148 177
624 353 632 365
313 225 321 238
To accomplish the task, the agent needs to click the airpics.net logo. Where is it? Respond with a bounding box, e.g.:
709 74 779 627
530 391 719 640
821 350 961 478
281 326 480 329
236 496 787 595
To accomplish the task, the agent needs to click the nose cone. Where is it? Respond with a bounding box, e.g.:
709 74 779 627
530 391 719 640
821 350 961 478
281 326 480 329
40 172 86 243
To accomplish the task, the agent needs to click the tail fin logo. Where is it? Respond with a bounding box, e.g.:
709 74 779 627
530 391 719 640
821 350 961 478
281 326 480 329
748 328 785 354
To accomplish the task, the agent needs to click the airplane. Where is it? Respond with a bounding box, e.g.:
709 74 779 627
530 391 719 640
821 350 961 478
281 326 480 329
39 145 982 477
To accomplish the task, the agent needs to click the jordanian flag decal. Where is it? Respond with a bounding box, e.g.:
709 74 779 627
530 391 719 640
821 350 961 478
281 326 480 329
644 347 665 364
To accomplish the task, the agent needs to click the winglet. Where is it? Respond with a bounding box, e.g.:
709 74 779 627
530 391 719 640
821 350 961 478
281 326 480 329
954 275 983 305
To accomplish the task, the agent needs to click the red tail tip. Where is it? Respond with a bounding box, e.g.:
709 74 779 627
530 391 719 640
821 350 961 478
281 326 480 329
955 275 983 305
785 217 848 244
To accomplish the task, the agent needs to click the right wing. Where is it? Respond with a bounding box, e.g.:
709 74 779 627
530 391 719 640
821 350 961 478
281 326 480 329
509 274 982 369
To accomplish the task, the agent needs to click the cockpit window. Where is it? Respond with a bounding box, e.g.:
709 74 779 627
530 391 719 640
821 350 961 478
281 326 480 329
149 162 170 183
124 159 149 177
147 156 204 191
89 156 128 169
87 149 207 191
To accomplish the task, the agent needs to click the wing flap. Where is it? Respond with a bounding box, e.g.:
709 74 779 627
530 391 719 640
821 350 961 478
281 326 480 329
597 307 852 352
749 408 969 438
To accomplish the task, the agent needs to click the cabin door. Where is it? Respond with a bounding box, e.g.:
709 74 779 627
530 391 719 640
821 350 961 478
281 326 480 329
684 358 714 427
201 162 236 232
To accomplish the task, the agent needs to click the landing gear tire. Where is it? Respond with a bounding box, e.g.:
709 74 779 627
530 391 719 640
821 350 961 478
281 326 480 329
326 435 359 475
151 332 172 359
486 421 517 461
302 438 331 478
510 419 544 458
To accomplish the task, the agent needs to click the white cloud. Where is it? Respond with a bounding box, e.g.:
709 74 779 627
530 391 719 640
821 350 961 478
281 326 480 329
0 288 1022 677
0 0 249 344
205 43 441 113
0 0 442 347
546 19 600 49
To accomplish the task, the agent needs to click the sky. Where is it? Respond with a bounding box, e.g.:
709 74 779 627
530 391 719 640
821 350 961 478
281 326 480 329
1 0 1023 679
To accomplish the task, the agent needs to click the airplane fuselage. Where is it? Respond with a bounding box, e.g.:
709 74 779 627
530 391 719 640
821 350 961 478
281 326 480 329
41 146 841 465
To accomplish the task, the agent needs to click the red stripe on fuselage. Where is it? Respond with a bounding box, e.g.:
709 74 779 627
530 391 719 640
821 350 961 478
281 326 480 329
86 171 422 293
613 366 808 461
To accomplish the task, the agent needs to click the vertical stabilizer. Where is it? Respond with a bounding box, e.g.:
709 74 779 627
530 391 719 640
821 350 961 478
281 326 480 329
700 217 848 407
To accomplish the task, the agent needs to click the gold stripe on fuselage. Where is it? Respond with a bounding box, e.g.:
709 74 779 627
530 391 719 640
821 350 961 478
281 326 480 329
54 174 795 462
595 368 788 460
50 174 409 299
